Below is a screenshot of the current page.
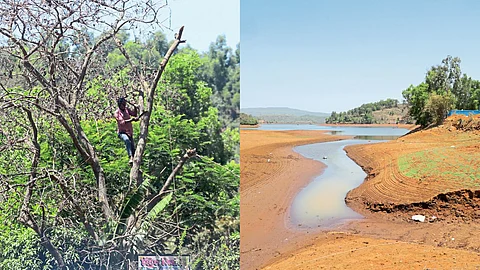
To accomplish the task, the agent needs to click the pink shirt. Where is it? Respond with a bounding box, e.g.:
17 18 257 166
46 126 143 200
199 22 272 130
114 107 137 137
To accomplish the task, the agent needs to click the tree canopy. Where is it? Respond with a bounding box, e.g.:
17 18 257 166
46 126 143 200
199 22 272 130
402 56 480 127
239 113 258 126
0 1 239 269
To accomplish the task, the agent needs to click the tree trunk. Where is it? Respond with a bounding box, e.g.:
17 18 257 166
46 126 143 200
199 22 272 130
129 26 186 186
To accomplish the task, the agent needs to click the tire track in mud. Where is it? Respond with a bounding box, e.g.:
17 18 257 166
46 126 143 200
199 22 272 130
344 126 480 224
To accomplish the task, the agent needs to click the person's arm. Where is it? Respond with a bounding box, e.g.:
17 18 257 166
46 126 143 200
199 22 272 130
127 100 139 117
115 110 137 123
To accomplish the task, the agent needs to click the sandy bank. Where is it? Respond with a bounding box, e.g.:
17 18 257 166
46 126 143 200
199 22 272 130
240 130 347 270
254 123 480 269
264 231 480 269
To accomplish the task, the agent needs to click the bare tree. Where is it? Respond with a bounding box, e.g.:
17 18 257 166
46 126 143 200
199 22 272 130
0 0 197 268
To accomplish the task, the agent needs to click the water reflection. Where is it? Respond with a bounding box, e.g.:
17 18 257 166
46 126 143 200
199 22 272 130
291 140 378 229
354 135 400 140
242 124 409 137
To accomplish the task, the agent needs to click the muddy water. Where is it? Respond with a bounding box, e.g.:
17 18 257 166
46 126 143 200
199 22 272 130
290 140 380 229
242 124 411 229
289 126 409 229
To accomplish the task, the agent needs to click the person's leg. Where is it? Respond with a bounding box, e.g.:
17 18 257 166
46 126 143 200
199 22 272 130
128 135 135 164
118 133 133 158
129 135 136 155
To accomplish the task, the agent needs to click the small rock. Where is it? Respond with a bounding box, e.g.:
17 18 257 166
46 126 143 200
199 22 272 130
267 159 270 162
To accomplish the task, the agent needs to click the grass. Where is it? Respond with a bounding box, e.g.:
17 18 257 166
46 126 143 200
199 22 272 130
398 146 480 188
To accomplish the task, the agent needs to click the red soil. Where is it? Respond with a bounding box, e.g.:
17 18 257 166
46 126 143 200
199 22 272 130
242 117 480 269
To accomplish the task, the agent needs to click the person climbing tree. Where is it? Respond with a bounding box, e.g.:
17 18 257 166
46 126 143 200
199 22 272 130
114 97 139 165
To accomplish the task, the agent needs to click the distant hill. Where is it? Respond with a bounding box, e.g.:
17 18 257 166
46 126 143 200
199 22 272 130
241 107 330 117
241 107 330 124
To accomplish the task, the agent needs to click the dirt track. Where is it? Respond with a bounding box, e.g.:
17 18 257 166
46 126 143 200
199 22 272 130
241 119 480 269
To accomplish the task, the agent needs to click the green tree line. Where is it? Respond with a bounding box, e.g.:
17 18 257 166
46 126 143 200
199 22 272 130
239 113 258 125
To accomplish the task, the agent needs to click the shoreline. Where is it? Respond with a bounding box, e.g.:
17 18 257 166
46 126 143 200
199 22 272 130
282 145 364 234
319 123 418 130
240 124 259 128
261 124 480 269
240 129 347 270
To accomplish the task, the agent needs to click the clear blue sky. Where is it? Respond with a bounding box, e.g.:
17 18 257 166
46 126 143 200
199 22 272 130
165 0 239 52
241 0 480 113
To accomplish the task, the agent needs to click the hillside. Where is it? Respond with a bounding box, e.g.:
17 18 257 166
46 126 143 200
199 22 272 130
241 107 330 117
371 104 412 124
326 99 412 124
241 107 330 124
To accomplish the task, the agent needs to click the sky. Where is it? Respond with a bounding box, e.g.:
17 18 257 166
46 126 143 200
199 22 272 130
241 0 480 113
161 0 240 52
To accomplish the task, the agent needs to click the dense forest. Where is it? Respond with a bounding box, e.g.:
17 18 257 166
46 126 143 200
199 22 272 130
326 99 404 124
0 1 239 269
403 55 480 126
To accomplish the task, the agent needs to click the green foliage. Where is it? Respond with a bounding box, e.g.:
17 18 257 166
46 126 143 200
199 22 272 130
1 26 239 269
425 92 455 125
403 55 480 126
425 55 462 94
326 98 400 124
402 83 432 126
161 49 213 122
221 127 240 163
398 147 480 188
239 113 258 125
143 193 173 227
199 36 240 127
0 197 44 269
191 229 240 270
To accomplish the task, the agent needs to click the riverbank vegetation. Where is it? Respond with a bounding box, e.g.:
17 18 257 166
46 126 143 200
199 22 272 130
239 113 258 125
403 56 480 127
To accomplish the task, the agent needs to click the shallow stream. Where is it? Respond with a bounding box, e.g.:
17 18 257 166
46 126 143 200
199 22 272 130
248 124 410 229
291 140 379 229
